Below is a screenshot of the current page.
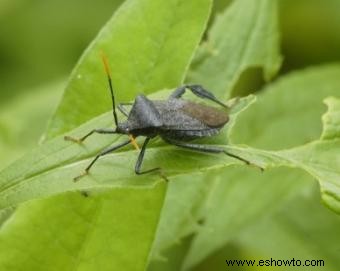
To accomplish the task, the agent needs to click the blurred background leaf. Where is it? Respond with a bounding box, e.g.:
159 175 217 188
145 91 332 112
45 0 212 139
0 0 124 103
230 64 340 149
1 0 340 271
280 0 340 71
0 81 63 170
0 1 212 271
147 66 340 271
187 0 281 99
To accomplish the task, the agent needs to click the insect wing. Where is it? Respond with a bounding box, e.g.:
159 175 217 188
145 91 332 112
180 101 229 128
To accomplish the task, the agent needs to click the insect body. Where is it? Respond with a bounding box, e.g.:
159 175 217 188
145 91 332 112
119 92 228 140
65 56 252 181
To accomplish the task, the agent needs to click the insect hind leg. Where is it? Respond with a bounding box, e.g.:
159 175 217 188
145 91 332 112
163 137 261 169
169 84 228 109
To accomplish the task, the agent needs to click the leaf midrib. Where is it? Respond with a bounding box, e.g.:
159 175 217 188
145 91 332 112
0 142 253 198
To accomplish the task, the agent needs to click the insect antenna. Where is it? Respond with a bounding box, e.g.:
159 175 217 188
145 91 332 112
101 52 140 151
101 52 119 127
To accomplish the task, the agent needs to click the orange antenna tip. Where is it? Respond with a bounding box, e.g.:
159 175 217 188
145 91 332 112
100 51 111 77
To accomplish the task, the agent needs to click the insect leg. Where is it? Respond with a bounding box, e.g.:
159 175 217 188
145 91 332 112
64 128 116 143
117 102 133 117
163 138 261 168
135 137 161 175
170 84 228 109
74 139 131 181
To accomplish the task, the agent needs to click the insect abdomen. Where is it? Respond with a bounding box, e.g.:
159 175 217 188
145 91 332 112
160 127 221 141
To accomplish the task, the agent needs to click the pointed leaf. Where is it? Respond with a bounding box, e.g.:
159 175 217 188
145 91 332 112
182 65 340 268
187 0 281 99
0 94 256 209
46 0 212 139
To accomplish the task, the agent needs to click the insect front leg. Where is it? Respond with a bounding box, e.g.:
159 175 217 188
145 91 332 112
73 139 131 181
64 128 117 143
135 137 162 175
169 84 228 109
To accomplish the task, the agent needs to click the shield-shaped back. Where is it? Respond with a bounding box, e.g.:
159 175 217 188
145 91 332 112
127 95 162 129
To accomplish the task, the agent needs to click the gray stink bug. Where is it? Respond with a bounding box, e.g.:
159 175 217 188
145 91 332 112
65 55 256 181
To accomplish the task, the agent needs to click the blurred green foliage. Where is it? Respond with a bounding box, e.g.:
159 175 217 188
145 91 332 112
1 0 340 271
280 0 340 71
0 0 124 166
1 0 340 164
0 0 124 102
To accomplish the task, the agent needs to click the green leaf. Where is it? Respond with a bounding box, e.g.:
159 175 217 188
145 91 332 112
0 81 64 170
46 0 212 139
4 1 340 270
231 64 340 149
149 173 215 262
187 0 281 99
148 95 257 261
0 93 255 209
236 182 340 271
149 1 282 263
321 96 340 140
0 1 213 270
190 177 340 271
0 184 166 271
182 167 310 270
305 97 340 215
232 65 340 211
0 0 125 100
231 64 340 213
150 65 340 267
0 93 256 271
180 65 340 269
278 140 340 214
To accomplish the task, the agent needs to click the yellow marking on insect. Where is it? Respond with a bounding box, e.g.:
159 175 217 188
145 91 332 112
129 134 140 151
